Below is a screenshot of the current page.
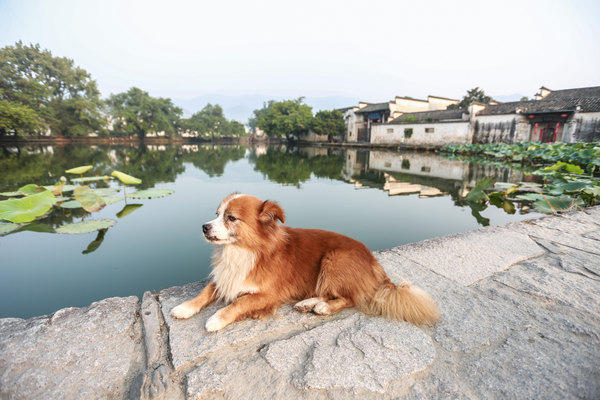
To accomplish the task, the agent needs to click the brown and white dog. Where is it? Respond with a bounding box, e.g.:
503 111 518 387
171 194 439 332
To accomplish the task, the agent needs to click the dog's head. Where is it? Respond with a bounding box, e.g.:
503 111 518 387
202 194 285 246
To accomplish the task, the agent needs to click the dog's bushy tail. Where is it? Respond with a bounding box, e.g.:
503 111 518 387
362 281 440 326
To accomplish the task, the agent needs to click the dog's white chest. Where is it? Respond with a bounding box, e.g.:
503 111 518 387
211 245 257 303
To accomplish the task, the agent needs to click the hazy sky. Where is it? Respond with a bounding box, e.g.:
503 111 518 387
1 0 599 102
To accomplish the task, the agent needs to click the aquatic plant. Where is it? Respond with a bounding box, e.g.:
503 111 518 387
0 165 175 253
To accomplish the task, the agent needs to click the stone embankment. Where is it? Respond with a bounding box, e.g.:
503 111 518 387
1 207 599 399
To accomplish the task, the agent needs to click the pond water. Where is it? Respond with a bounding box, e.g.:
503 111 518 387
0 143 539 318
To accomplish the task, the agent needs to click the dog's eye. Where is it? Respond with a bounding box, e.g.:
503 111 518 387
227 215 237 222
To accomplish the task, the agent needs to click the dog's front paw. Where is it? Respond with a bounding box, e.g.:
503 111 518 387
205 311 227 332
171 302 197 319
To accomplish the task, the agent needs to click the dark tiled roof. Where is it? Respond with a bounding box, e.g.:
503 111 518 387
355 102 390 113
544 86 600 99
478 97 600 115
387 109 465 124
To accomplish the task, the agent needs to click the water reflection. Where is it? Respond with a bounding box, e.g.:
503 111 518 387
1 142 540 319
1 143 535 228
342 149 533 225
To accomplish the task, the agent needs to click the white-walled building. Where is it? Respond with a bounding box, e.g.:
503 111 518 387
363 86 600 146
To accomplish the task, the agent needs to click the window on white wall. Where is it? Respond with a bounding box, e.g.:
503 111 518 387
387 128 394 134
425 127 434 133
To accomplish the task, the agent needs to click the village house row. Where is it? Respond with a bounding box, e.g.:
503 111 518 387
332 86 600 146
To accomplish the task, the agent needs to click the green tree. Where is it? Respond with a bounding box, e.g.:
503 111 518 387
182 104 247 140
107 87 182 139
0 99 40 137
254 98 313 140
224 120 247 137
448 87 494 110
182 103 226 140
311 110 345 137
0 41 105 136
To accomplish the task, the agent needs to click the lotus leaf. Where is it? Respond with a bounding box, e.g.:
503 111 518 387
102 196 123 205
111 170 141 185
56 219 116 234
0 191 21 197
74 186 106 212
44 184 76 193
117 203 143 218
465 178 495 204
60 200 83 209
515 193 546 202
71 176 111 183
82 228 108 254
13 223 56 234
127 189 174 199
0 190 56 223
583 186 600 197
0 223 19 235
93 188 119 197
65 165 93 175
532 196 585 214
18 184 47 196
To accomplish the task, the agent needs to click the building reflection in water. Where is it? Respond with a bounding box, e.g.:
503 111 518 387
343 149 531 218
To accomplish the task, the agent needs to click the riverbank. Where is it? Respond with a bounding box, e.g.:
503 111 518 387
1 207 599 399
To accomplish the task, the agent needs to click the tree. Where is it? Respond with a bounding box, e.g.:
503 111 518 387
107 87 182 139
224 120 247 137
0 99 40 137
0 41 106 136
182 103 226 140
253 98 313 140
448 87 494 110
311 110 345 137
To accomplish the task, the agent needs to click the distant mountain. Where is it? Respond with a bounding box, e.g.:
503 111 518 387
493 93 528 103
174 94 360 124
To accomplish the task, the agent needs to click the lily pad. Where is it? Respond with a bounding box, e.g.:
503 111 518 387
71 176 112 183
74 186 106 212
56 219 116 234
60 200 83 209
532 196 586 214
515 193 546 202
117 203 143 218
44 184 76 194
111 170 141 185
93 188 119 197
82 228 108 254
0 223 19 235
583 186 600 197
127 189 174 199
0 190 56 223
18 184 47 196
65 165 93 175
12 223 56 234
102 196 123 205
0 191 21 197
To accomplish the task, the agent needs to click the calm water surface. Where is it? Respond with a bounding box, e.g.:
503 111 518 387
0 143 539 318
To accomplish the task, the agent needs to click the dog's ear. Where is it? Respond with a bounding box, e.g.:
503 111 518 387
259 200 285 224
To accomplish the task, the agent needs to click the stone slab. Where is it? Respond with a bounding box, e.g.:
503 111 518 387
375 250 527 353
391 226 545 286
159 281 354 370
0 296 144 400
264 314 435 393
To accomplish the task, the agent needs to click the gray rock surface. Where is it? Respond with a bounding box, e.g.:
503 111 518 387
0 296 145 400
1 206 599 399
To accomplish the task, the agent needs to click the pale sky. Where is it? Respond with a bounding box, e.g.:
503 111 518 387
1 0 599 102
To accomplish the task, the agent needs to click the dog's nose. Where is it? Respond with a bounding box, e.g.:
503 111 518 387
202 224 210 234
